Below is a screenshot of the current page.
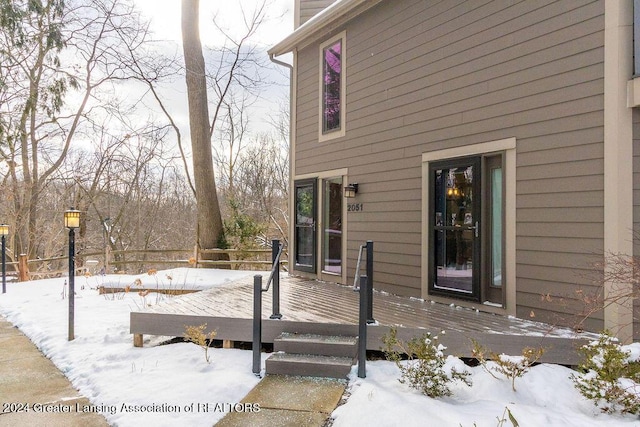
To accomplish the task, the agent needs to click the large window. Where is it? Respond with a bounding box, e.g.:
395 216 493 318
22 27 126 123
319 32 346 141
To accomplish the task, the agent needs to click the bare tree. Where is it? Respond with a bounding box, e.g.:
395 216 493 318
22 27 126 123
235 133 289 244
181 0 227 256
55 118 195 273
0 0 155 257
213 93 252 199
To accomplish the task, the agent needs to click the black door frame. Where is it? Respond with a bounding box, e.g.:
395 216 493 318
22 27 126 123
428 156 482 302
294 178 317 273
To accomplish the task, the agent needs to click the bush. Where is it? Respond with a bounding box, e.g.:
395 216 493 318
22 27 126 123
571 332 640 415
184 324 217 363
382 327 471 397
472 340 545 392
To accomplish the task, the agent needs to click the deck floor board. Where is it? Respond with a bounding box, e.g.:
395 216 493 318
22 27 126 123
131 275 595 364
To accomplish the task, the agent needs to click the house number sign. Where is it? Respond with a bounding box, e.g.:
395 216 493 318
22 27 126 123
347 203 363 212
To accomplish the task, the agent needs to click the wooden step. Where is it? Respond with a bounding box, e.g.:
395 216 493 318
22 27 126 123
265 353 353 379
274 333 358 358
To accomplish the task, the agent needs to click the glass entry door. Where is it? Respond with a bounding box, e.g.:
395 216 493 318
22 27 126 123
294 179 316 272
321 177 343 276
429 157 481 301
294 176 345 280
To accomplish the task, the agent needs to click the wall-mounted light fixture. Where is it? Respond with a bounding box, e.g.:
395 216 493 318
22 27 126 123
344 183 359 198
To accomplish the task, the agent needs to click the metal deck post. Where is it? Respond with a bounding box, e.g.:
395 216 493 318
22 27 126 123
252 275 262 375
358 275 368 378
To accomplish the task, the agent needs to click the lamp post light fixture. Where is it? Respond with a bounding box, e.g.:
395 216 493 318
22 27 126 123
64 208 81 341
0 224 8 294
344 183 359 198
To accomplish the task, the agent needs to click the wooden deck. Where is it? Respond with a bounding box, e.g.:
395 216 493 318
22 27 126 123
130 275 596 364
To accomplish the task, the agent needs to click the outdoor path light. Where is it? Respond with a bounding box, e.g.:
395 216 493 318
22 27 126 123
0 224 8 294
64 209 81 341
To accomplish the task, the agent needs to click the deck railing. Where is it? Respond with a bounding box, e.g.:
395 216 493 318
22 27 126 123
252 239 284 375
357 241 374 378
355 241 375 323
7 246 288 281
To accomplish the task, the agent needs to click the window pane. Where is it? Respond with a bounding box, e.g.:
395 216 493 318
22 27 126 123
322 178 342 274
433 165 475 294
491 167 503 287
323 40 341 133
295 183 315 269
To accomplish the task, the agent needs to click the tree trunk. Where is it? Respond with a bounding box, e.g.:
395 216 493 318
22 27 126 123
181 0 227 258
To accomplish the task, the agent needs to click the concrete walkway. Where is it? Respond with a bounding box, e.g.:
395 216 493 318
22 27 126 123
0 316 109 427
0 314 347 427
216 374 347 427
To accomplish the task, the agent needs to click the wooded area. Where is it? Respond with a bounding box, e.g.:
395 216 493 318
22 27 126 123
0 0 289 270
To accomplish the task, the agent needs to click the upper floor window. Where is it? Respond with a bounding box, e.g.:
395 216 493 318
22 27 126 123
635 0 640 75
319 32 346 141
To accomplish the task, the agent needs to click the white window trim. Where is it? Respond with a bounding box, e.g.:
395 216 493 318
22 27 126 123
421 138 516 316
318 31 346 142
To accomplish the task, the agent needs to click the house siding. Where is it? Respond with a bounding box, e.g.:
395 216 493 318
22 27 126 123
297 0 337 28
294 0 605 330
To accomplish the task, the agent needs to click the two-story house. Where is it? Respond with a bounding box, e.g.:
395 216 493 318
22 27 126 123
269 0 639 343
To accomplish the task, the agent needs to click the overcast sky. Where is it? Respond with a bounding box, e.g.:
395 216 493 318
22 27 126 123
133 0 294 48
127 0 294 138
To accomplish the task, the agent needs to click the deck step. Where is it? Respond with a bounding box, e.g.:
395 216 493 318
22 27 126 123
265 332 358 379
265 353 354 379
274 333 358 358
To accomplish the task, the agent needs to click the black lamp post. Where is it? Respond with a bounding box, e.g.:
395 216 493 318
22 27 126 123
0 224 8 294
64 209 80 341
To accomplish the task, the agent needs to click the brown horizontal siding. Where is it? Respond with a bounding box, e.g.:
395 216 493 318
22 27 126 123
348 220 420 234
516 250 600 270
517 264 597 288
517 159 604 181
518 176 603 195
518 287 603 316
348 7 603 108
517 236 602 254
517 191 603 208
517 141 603 166
297 0 337 27
515 303 602 333
356 200 422 213
374 271 421 296
293 0 605 327
349 242 421 258
516 222 602 239
350 210 418 223
516 207 603 223
517 277 602 302
349 41 603 129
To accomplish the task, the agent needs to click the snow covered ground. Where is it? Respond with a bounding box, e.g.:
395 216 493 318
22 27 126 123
0 268 638 426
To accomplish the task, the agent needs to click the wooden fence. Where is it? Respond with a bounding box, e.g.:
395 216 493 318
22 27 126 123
5 246 288 281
